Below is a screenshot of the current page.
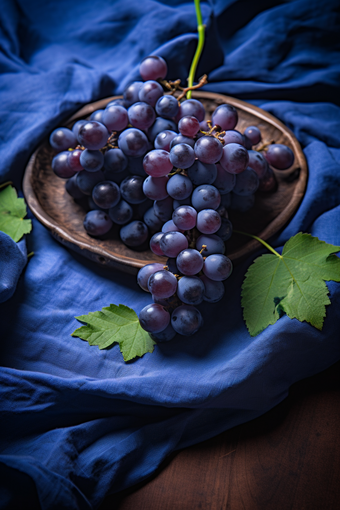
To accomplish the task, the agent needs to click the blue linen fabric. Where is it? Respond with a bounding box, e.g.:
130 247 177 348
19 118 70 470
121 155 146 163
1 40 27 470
1 0 340 508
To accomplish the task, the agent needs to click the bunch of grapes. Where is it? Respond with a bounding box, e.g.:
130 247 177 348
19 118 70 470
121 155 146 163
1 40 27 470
49 55 294 341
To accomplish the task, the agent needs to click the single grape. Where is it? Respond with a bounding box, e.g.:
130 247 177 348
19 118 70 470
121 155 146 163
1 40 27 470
140 56 167 81
171 305 203 336
52 152 77 178
178 116 200 137
160 231 188 257
83 210 113 236
154 196 174 221
176 99 205 122
258 165 277 192
148 117 178 142
143 207 164 233
143 149 173 177
222 130 245 147
78 121 109 150
151 323 176 342
137 263 165 292
172 205 197 230
65 174 85 199
265 144 294 170
102 105 129 132
76 170 105 195
243 135 252 150
120 220 149 247
211 104 238 131
176 249 203 276
104 148 128 176
155 95 179 119
191 185 221 211
150 232 165 256
154 130 177 151
148 270 178 299
120 175 146 204
90 110 105 123
247 150 268 179
108 200 133 225
139 303 170 334
233 167 259 196
68 149 83 173
139 80 163 107
216 218 233 241
123 81 143 106
196 234 225 255
170 134 196 150
166 174 193 200
80 149 104 172
143 175 169 200
162 220 181 233
230 193 255 211
118 128 149 157
187 161 217 186
199 275 225 303
197 209 221 234
50 127 76 152
244 126 261 145
203 254 233 281
72 120 86 139
219 143 249 174
194 136 223 165
92 181 120 209
169 143 195 169
212 163 236 194
177 276 205 305
128 102 156 131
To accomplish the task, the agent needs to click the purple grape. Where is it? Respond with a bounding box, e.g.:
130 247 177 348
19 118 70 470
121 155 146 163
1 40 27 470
155 95 179 119
143 149 173 177
176 249 203 276
191 185 221 211
90 110 105 123
160 231 188 257
151 323 176 342
177 276 205 305
80 149 104 172
166 174 193 200
222 130 245 147
171 305 203 336
154 196 174 221
106 98 130 108
68 149 83 173
230 193 255 212
162 220 181 233
194 136 223 165
50 127 76 152
143 207 164 233
169 143 195 169
150 232 165 256
92 181 120 209
203 254 233 281
76 170 105 195
247 150 268 179
216 218 233 241
196 233 225 255
176 99 205 122
220 143 249 174
120 220 149 247
212 163 236 194
199 275 225 303
83 210 113 236
104 148 128 176
148 117 178 142
166 258 180 275
137 263 165 292
140 56 167 81
72 120 86 139
265 144 294 170
211 104 238 131
170 134 196 150
197 209 221 234
139 80 164 107
108 200 133 225
52 152 77 179
173 197 191 209
102 105 129 132
148 270 178 299
118 128 149 157
128 102 156 130
258 166 277 192
143 175 169 200
172 205 197 230
65 175 85 199
154 130 177 151
123 81 143 106
139 303 170 334
178 116 200 137
78 121 109 150
233 167 259 196
244 126 261 145
187 161 217 186
120 175 146 204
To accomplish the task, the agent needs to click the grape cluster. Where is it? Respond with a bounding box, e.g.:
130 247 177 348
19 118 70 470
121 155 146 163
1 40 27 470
49 55 295 341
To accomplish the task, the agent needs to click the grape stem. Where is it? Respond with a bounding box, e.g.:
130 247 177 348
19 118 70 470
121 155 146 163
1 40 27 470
187 0 205 99
234 230 282 258
0 181 13 190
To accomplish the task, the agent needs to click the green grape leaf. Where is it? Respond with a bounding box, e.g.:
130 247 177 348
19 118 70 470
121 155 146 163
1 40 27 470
0 185 32 242
242 233 340 336
71 304 156 362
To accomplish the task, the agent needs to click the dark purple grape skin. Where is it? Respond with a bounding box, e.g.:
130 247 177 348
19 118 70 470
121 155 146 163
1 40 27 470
166 174 193 200
258 166 277 192
191 185 221 212
154 130 177 151
151 323 176 342
176 99 205 122
176 250 204 276
120 220 149 247
140 56 167 81
143 149 173 177
120 175 146 204
171 305 203 336
196 234 225 256
233 167 259 196
118 128 149 157
244 126 261 145
108 200 133 225
148 270 178 299
177 276 205 306
92 181 121 209
52 152 77 179
203 254 233 281
247 150 268 179
222 130 246 147
78 121 109 150
106 98 130 108
50 127 77 152
187 161 217 186
265 144 294 170
104 148 128 175
134 198 153 219
102 105 129 132
150 232 165 256
72 120 86 139
65 175 86 199
139 80 164 107
169 143 195 169
123 81 143 106
220 143 249 174
194 136 223 165
128 102 156 131
83 210 113 237
143 175 169 201
213 163 236 194
154 196 174 222
143 207 164 233
90 110 105 123
216 218 233 241
170 134 196 150
159 231 188 258
172 205 197 230
200 275 225 303
178 116 200 137
137 263 165 292
68 149 83 173
148 117 178 142
80 149 104 172
76 170 105 195
139 303 170 334
162 220 181 233
211 104 238 131
197 209 222 234
127 156 147 177
155 95 179 119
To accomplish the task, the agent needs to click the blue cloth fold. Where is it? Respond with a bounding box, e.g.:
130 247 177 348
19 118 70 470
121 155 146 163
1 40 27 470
1 0 340 508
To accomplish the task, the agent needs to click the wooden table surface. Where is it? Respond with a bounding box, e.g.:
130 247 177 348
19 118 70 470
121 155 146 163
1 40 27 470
101 360 340 510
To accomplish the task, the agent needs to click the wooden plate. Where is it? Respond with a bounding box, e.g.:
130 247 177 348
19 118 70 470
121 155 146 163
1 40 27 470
23 92 307 274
